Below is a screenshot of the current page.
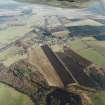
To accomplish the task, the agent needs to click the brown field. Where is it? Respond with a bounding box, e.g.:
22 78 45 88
64 47 92 67
41 45 74 86
28 47 64 88
56 47 98 88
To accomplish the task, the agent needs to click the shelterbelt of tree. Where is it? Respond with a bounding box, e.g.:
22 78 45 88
15 0 94 8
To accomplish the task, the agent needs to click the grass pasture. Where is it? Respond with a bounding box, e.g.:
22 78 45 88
69 39 88 50
91 91 105 105
0 83 34 105
78 48 105 68
0 25 32 44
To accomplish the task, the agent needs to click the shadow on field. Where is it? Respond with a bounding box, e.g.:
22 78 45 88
46 89 82 105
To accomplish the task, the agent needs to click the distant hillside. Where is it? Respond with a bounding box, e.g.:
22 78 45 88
15 0 94 8
16 0 92 3
0 3 20 10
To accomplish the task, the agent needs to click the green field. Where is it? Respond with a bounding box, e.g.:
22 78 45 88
0 83 34 105
0 46 27 67
69 39 88 50
91 91 105 105
69 39 105 69
0 25 32 44
78 48 105 68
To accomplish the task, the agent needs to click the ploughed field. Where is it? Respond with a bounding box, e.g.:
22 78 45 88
56 49 98 88
40 45 102 89
41 45 75 86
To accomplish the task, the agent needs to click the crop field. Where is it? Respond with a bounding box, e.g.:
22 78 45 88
0 14 38 45
78 48 105 68
69 38 105 69
0 25 32 44
51 44 64 52
69 39 88 50
42 45 74 86
28 47 64 87
57 51 97 88
83 40 105 57
0 46 27 67
0 83 34 105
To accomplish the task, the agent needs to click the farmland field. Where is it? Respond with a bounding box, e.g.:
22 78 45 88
0 25 32 44
69 38 105 69
28 47 64 87
0 83 34 105
69 39 88 50
78 48 105 68
0 13 42 45
91 91 105 105
0 46 27 67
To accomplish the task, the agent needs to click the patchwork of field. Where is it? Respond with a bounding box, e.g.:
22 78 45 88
0 14 40 45
56 48 99 88
83 40 105 57
69 38 105 69
0 15 39 66
0 46 27 67
0 25 32 44
0 83 34 105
